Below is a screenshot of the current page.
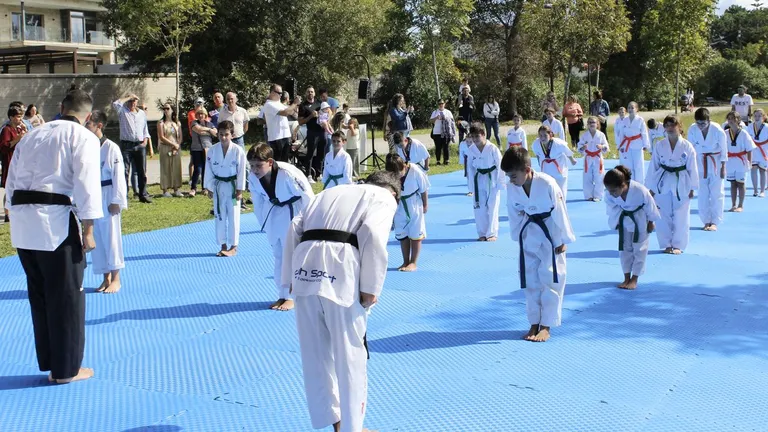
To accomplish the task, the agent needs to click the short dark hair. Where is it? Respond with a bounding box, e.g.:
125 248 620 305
89 110 108 126
694 107 710 122
647 118 657 129
7 105 23 119
500 147 531 173
604 165 632 188
726 110 742 122
593 91 602 99
385 152 406 173
24 104 36 117
269 83 281 93
61 89 93 114
392 131 405 145
9 101 23 109
662 115 683 132
469 121 485 136
364 170 401 201
318 88 329 96
217 120 234 135
331 130 347 141
247 142 273 162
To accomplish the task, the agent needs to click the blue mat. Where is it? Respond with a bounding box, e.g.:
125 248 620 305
1 160 767 431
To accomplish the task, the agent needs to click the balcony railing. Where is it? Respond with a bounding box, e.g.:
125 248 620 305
10 28 114 46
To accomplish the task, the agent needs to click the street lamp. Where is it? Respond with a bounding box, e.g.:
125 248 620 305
354 53 384 170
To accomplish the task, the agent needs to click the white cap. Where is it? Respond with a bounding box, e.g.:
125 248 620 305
320 102 330 110
195 97 205 105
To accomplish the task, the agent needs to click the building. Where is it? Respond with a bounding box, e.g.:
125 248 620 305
0 0 115 74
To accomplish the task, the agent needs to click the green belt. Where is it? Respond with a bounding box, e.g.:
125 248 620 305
474 166 497 207
617 204 644 251
213 174 238 219
659 164 686 200
323 173 344 188
400 190 419 224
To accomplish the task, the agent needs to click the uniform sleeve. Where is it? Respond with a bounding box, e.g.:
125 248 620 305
111 146 128 209
249 173 267 227
358 196 397 297
687 144 699 190
280 211 304 288
203 150 213 191
418 141 430 163
560 140 574 157
743 133 756 151
643 187 661 222
343 153 354 184
72 134 104 221
718 128 728 163
522 132 528 150
640 120 651 150
494 147 506 190
417 167 430 193
556 122 566 141
236 147 247 190
576 134 588 152
506 189 526 243
605 196 621 230
321 153 330 186
551 182 576 245
458 143 466 163
645 145 662 191
600 132 610 152
288 170 315 210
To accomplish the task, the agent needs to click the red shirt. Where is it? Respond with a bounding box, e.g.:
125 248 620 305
0 124 21 187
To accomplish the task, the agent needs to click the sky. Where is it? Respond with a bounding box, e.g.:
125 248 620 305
718 0 758 14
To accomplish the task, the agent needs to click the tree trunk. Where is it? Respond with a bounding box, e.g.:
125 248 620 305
675 30 682 115
505 32 517 116
563 49 574 113
175 53 181 117
587 63 592 108
596 64 600 90
430 35 441 100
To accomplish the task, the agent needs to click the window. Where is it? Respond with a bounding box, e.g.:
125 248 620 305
70 12 85 43
11 13 45 42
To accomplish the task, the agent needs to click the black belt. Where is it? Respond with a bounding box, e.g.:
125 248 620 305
300 229 359 248
101 179 112 187
120 140 142 146
518 209 557 289
259 195 302 232
11 190 72 206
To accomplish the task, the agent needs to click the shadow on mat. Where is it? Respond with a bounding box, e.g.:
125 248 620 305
429 192 471 199
580 229 615 238
371 330 519 353
0 375 49 390
85 302 274 325
448 215 508 226
125 253 212 262
568 250 617 259
0 290 27 300
122 427 183 432
387 238 479 246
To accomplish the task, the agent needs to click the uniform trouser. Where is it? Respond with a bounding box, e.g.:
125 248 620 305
92 199 125 275
431 134 449 163
269 138 292 163
121 141 147 198
213 183 240 247
273 238 292 299
583 166 604 200
17 213 85 380
485 119 501 147
295 295 368 432
553 174 569 201
190 150 206 191
698 174 724 225
655 193 691 250
619 230 649 276
473 188 500 238
619 148 645 184
522 241 567 327
305 132 326 178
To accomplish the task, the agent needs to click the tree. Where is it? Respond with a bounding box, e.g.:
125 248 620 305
102 0 215 115
641 0 716 113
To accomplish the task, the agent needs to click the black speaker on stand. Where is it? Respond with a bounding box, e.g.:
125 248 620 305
353 62 384 171
357 80 370 100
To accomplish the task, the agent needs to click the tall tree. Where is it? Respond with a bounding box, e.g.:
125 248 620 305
101 0 215 115
641 0 716 113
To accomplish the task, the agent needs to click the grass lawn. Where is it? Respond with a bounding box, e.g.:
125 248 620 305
0 105 761 258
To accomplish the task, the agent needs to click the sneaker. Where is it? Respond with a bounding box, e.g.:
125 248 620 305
139 195 153 204
163 192 172 198
173 190 183 197
308 177 316 184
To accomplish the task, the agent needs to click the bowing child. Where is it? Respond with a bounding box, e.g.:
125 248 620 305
386 153 429 272
458 135 474 196
531 125 577 200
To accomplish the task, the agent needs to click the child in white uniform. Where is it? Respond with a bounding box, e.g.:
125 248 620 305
604 165 660 290
687 108 727 231
646 118 666 154
747 109 768 197
617 102 651 184
577 116 609 201
506 114 527 150
386 153 429 272
532 125 577 200
458 138 474 196
393 132 430 171
502 147 575 342
322 131 354 189
468 122 505 241
542 108 566 141
724 111 755 212
645 115 699 255
204 121 247 257
613 107 627 150
86 110 128 294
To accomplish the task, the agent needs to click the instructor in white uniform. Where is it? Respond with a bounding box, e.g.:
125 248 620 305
282 171 401 432
5 89 102 383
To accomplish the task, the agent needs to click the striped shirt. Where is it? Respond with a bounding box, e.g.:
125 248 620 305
112 100 150 142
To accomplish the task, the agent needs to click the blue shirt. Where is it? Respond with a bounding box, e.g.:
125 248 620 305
590 99 610 118
327 97 339 110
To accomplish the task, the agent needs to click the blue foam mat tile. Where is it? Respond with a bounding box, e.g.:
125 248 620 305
99 339 302 396
367 289 457 333
204 310 301 353
639 412 745 432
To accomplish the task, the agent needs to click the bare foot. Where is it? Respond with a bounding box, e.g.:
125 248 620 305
710 224 717 231
400 263 418 272
729 206 738 212
523 325 539 341
54 367 94 384
672 248 682 255
95 280 109 293
531 327 551 342
617 279 630 289
467 192 474 197
624 277 638 290
734 207 743 213
269 299 285 310
103 280 121 294
220 246 238 257
702 224 711 231
486 236 497 242
48 372 53 382
663 247 674 254
760 192 765 197
397 263 408 271
277 299 295 311
478 236 487 242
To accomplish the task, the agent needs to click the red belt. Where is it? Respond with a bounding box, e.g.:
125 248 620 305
543 158 562 174
755 139 768 161
619 134 642 153
701 152 720 179
584 149 603 173
728 151 748 166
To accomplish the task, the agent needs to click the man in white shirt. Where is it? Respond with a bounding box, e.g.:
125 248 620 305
218 92 250 147
282 170 400 432
731 85 754 124
112 93 152 203
262 83 300 162
5 89 103 384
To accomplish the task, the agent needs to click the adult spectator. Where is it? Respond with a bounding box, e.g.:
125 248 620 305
458 86 475 143
283 91 300 141
540 91 559 122
459 77 471 96
24 104 45 128
187 98 206 179
346 117 361 176
3 102 33 131
1 104 27 222
483 96 501 147
209 92 224 127
218 92 249 147
389 93 414 138
731 85 754 125
298 86 324 183
563 94 584 146
157 102 183 197
112 94 152 203
429 99 455 166
263 83 300 162
318 88 339 114
341 103 351 127
589 91 610 133
190 107 216 197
